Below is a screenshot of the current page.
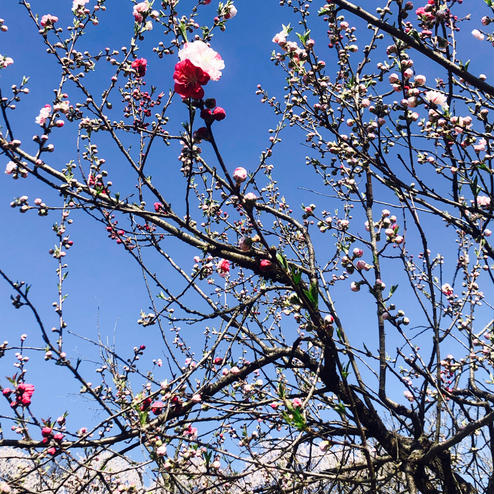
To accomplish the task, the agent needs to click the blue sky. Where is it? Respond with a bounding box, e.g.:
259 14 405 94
1 0 493 436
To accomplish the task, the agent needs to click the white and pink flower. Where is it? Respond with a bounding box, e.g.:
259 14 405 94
217 259 230 277
35 104 52 126
475 195 491 208
441 283 453 296
133 1 150 23
5 161 17 174
0 55 13 69
72 0 89 12
472 29 485 41
425 90 448 109
224 5 237 19
178 40 224 81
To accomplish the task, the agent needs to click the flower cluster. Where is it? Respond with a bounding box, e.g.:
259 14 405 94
133 1 150 23
173 41 224 99
3 383 35 407
40 14 58 28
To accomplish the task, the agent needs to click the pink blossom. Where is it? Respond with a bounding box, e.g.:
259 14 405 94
40 14 59 27
72 0 89 11
414 74 426 86
476 195 491 208
472 29 485 41
292 397 303 408
388 73 400 84
352 247 363 257
224 5 237 18
133 1 150 22
5 161 17 174
233 166 247 183
178 40 224 81
403 390 414 402
425 90 447 109
350 281 360 292
355 260 367 271
0 55 14 69
151 401 164 415
131 58 147 77
156 445 167 456
272 26 290 46
244 192 257 203
484 229 492 237
217 259 230 277
41 427 53 437
441 283 453 296
183 425 198 437
35 104 52 126
54 101 70 114
53 432 64 442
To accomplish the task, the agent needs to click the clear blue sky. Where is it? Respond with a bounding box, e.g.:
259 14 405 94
1 0 492 432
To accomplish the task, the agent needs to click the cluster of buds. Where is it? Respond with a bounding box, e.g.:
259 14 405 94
3 382 35 408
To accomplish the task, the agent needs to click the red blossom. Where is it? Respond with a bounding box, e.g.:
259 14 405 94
131 58 147 77
173 59 210 99
259 259 272 271
212 107 226 121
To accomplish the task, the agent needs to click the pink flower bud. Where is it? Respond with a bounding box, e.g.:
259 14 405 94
472 29 485 41
388 73 400 84
414 74 426 86
233 167 247 183
212 107 226 121
259 259 272 271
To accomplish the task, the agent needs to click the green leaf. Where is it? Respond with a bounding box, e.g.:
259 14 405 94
278 382 286 398
178 21 188 42
389 284 399 297
334 402 347 418
295 30 311 46
139 411 148 425
276 252 288 269
291 268 302 286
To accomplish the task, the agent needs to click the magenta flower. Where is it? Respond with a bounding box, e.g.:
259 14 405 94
217 259 230 277
131 58 147 77
173 59 210 99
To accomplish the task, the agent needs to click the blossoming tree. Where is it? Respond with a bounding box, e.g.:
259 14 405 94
1 0 494 493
